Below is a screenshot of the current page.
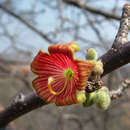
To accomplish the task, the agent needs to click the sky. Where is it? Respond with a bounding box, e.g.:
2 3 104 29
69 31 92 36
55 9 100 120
0 0 129 58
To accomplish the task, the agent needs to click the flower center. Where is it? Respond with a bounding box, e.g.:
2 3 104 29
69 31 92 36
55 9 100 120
64 68 74 80
48 69 74 96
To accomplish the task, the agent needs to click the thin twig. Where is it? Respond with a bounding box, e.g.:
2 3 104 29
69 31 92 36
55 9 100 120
63 0 121 20
110 78 130 100
0 4 54 43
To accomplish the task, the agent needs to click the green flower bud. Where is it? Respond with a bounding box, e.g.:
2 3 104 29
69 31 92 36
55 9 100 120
83 92 96 107
93 87 111 110
86 48 97 60
76 90 86 103
92 60 103 75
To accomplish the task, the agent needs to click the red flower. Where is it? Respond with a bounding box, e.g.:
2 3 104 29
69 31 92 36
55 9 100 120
31 42 95 106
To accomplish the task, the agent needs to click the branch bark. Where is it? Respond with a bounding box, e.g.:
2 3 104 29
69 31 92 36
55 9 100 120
0 93 46 127
100 42 130 76
112 4 130 48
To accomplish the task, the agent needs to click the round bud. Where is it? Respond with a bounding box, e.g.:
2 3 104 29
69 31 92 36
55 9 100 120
83 92 96 107
94 87 111 110
92 60 103 75
86 48 97 60
76 91 86 103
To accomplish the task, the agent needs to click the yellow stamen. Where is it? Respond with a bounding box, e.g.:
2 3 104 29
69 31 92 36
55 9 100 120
48 77 68 95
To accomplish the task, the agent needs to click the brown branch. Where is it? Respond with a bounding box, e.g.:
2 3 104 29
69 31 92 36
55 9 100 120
0 93 46 127
101 4 130 76
112 4 130 48
100 42 130 76
63 0 121 20
0 4 54 43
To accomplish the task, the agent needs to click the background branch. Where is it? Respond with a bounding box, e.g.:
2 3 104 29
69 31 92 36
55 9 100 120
110 78 130 100
0 4 54 43
63 0 121 20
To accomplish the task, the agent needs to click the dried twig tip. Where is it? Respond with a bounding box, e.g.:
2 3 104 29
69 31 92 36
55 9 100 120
124 4 130 8
123 4 130 16
124 79 130 85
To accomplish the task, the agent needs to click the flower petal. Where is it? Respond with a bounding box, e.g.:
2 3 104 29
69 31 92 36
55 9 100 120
48 43 74 59
75 59 96 90
31 50 51 75
32 75 55 103
55 80 78 106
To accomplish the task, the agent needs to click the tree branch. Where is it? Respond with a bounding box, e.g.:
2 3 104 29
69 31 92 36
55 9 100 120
63 0 121 20
0 4 54 43
101 4 130 76
100 42 130 76
112 4 130 48
0 93 46 127
110 78 130 100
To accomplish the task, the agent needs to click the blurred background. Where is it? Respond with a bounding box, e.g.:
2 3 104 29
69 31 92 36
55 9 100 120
0 0 130 130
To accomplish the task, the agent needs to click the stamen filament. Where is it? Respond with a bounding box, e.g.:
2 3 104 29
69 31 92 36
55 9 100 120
48 77 68 95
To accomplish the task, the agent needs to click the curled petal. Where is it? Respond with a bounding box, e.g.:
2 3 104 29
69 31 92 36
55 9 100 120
32 76 55 103
48 43 73 59
48 42 80 59
31 50 50 75
75 59 96 90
